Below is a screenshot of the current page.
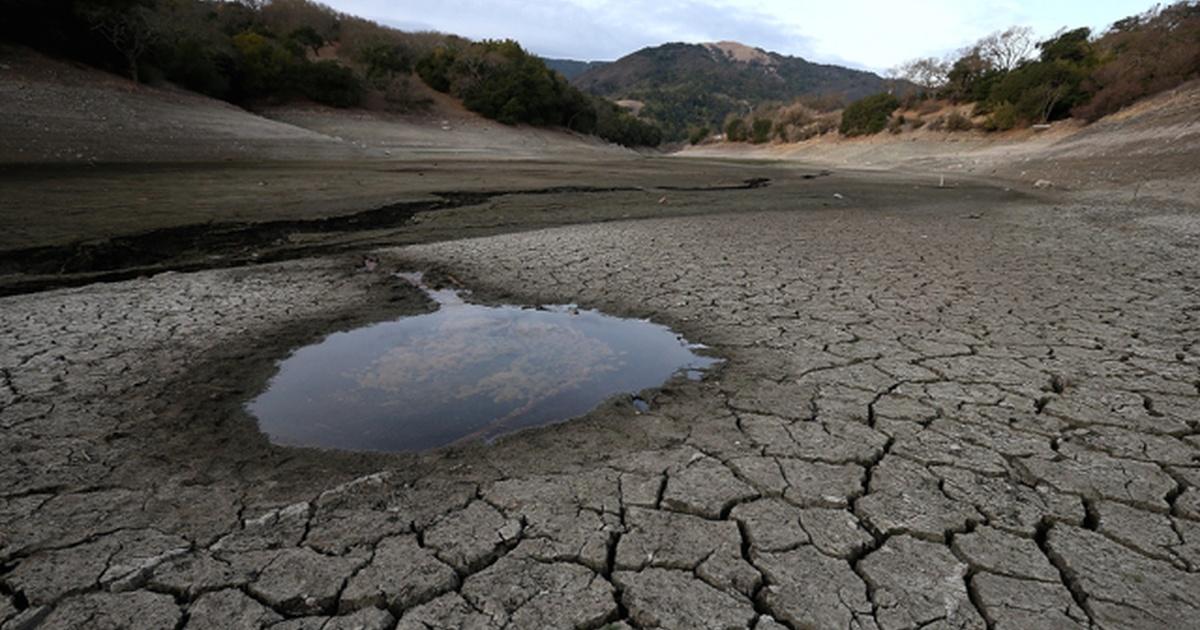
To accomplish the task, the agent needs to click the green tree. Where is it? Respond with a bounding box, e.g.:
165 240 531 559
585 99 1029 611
76 0 161 82
297 60 363 107
725 117 747 141
231 31 295 96
415 46 457 92
289 26 324 55
356 41 413 87
1038 27 1093 64
750 118 772 143
982 29 1096 124
839 93 899 136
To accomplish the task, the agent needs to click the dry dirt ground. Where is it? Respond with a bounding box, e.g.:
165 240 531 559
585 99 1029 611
683 79 1200 210
3 170 1200 629
3 46 1200 630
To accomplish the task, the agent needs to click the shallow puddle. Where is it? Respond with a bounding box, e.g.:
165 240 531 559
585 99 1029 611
247 273 721 452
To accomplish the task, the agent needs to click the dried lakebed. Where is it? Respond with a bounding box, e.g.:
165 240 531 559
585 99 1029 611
1 193 1199 629
249 274 720 452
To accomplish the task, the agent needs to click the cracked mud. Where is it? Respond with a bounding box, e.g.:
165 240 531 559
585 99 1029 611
1 168 1199 630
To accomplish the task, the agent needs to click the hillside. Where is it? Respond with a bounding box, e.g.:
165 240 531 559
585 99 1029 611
1 0 664 149
0 44 630 165
574 41 897 140
681 78 1200 208
542 58 610 80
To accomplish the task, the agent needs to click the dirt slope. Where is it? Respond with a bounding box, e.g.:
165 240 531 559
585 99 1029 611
681 80 1200 207
0 45 629 164
0 45 361 163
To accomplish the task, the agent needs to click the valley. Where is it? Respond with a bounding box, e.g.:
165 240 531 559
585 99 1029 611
2 3 1200 629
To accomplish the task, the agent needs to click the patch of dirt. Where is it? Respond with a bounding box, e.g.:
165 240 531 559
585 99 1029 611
682 79 1200 208
0 44 629 165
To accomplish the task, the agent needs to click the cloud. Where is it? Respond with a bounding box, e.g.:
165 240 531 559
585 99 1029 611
352 0 816 61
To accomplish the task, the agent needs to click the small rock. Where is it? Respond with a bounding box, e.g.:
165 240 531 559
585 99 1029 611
1033 179 1053 189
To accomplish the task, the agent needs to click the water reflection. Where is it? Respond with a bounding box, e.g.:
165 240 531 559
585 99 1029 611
247 273 721 452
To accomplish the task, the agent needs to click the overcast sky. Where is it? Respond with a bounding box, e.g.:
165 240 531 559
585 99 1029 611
324 0 1158 71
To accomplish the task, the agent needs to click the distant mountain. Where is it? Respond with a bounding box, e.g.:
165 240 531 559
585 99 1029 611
573 41 900 140
542 58 611 81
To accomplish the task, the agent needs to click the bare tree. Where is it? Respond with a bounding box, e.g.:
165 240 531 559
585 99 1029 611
894 57 950 89
978 26 1035 71
78 3 160 83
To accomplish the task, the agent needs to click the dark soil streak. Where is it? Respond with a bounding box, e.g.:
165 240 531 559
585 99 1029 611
0 180 770 297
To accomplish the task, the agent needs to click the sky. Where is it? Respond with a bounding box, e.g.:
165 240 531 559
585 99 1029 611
322 0 1159 72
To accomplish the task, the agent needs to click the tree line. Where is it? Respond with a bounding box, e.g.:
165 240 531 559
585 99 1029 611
713 2 1200 143
416 39 662 147
892 2 1200 130
0 0 663 147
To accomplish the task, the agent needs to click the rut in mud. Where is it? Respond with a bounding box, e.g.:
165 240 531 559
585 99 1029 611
0 179 772 297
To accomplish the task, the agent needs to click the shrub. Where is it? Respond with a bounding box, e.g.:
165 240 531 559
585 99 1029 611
812 117 839 136
839 93 900 136
594 100 662 148
750 118 772 144
356 41 413 88
414 46 456 92
232 31 296 97
417 40 584 127
382 77 431 112
991 60 1089 122
297 60 363 107
1073 2 1200 121
288 26 325 55
917 100 943 115
982 102 1018 131
777 104 814 127
157 38 232 98
688 126 710 145
887 115 905 134
725 118 747 142
944 111 974 131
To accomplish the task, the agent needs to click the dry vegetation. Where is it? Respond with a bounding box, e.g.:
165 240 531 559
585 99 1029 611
1 0 662 146
713 2 1200 146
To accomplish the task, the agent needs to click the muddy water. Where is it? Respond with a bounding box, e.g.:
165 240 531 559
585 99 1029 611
247 274 720 452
